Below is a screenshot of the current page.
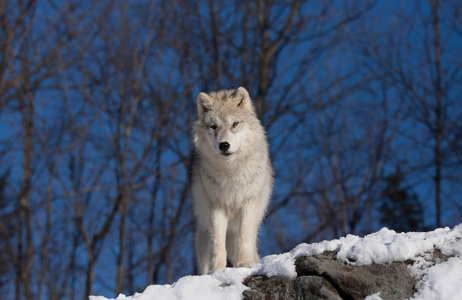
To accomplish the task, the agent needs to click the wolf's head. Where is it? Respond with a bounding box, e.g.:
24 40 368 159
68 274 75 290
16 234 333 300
194 87 258 158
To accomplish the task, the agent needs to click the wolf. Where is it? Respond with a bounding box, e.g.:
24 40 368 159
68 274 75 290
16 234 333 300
191 87 274 275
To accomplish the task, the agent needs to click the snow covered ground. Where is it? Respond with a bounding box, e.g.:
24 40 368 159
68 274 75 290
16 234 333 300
91 224 462 300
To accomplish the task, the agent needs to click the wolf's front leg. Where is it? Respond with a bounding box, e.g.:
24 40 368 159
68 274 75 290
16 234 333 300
235 201 262 268
209 208 228 273
195 227 211 275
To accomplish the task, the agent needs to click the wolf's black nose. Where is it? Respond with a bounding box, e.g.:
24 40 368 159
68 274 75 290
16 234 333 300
219 142 230 152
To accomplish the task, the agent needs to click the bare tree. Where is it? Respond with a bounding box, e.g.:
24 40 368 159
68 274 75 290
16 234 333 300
354 0 462 228
0 1 116 299
0 1 86 299
66 0 196 295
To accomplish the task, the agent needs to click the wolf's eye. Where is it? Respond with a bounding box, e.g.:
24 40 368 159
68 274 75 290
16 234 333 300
210 125 217 130
232 122 239 128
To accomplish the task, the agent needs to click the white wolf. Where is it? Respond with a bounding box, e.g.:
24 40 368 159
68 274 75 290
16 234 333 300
191 87 274 275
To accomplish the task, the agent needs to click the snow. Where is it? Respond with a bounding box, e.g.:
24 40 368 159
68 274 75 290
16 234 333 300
90 269 253 300
91 224 462 300
364 292 383 300
411 257 462 300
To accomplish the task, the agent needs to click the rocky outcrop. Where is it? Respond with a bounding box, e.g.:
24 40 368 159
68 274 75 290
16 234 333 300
243 274 343 300
242 250 450 300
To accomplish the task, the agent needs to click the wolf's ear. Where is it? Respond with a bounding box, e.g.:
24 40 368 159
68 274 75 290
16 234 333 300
233 87 252 111
196 92 214 115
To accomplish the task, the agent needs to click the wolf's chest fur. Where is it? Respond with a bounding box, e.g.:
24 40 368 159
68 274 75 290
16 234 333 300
197 153 267 216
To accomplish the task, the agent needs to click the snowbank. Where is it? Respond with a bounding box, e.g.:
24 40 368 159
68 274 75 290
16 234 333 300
91 224 462 300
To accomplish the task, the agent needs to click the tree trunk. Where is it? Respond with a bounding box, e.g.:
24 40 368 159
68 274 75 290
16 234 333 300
431 0 442 228
147 144 162 284
84 258 95 300
209 0 222 87
38 170 54 300
18 92 34 300
115 200 127 294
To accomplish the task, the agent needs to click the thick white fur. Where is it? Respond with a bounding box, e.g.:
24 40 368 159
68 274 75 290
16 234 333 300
191 87 274 275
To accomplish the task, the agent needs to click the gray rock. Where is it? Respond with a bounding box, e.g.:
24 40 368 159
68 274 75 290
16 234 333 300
242 250 450 300
243 276 293 300
293 276 342 300
243 274 342 300
295 252 417 300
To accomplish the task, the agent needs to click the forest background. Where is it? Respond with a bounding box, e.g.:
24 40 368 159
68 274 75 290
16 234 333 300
1 0 461 299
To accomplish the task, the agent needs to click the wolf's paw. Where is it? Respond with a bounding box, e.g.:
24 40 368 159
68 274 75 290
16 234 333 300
235 261 257 268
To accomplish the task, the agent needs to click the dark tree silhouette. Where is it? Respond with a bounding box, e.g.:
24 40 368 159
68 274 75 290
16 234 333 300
379 167 425 232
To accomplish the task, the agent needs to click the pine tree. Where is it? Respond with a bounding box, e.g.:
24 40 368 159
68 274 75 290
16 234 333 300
379 167 425 232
